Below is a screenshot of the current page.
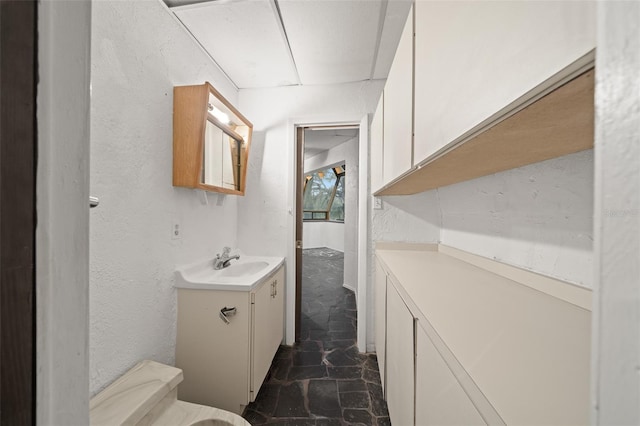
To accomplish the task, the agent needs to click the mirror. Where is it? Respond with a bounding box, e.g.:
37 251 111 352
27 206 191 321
173 82 252 195
202 119 242 190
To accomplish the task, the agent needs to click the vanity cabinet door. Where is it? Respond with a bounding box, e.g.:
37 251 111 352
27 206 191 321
176 289 251 414
413 1 595 165
385 279 415 426
251 266 285 400
382 4 413 186
416 324 485 426
374 257 387 391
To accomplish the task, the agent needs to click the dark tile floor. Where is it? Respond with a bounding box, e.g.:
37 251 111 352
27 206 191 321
243 248 389 426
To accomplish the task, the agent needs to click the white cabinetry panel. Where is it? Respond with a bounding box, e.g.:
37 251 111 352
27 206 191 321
251 267 285 399
374 258 387 390
385 279 414 426
413 1 596 164
176 289 250 414
370 94 384 194
382 4 413 185
416 324 485 426
176 265 285 415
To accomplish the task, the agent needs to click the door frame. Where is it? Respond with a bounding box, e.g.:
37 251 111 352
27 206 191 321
287 114 369 352
37 1 92 423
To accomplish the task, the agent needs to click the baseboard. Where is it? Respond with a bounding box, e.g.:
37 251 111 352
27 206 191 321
342 282 357 294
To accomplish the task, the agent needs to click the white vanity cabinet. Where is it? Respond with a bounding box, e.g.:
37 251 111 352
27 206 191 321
382 4 413 186
176 265 285 415
412 0 596 165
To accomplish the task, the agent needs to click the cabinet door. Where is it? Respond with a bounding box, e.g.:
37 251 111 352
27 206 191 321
385 279 415 426
413 1 595 164
176 289 250 414
416 324 486 426
251 266 285 399
382 4 413 185
374 258 387 390
370 94 384 194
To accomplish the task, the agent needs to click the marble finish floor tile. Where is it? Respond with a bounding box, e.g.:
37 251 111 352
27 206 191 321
243 248 390 425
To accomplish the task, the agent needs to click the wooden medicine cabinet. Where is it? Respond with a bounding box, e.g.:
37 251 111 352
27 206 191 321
173 82 252 195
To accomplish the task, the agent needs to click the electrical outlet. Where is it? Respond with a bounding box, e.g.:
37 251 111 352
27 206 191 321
374 197 383 210
171 221 181 240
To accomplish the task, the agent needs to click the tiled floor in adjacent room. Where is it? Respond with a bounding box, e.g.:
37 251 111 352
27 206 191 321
243 247 390 426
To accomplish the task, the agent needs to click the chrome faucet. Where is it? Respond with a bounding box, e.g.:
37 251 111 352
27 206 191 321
214 247 240 270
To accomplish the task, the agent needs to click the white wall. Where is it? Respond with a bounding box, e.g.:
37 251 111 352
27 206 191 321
373 150 594 287
237 80 384 344
438 150 594 288
37 0 92 423
90 0 238 396
303 222 344 252
592 2 640 423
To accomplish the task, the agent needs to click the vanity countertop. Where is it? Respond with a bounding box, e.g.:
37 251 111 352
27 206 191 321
174 255 284 292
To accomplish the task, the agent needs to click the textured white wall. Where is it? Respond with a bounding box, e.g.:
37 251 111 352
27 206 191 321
303 222 344 252
592 2 640 423
372 150 594 289
90 0 238 396
372 191 441 243
438 150 594 288
238 81 384 344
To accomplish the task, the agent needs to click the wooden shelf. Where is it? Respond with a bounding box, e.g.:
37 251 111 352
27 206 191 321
375 68 594 196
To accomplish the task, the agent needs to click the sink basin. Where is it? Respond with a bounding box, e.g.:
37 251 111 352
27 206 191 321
217 261 269 277
175 253 284 291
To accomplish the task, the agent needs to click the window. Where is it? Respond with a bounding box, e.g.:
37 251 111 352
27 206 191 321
303 164 345 222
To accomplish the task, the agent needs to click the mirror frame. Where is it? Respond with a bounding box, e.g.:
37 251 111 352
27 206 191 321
173 82 253 195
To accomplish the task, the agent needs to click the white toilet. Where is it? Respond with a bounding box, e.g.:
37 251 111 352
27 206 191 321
90 360 250 426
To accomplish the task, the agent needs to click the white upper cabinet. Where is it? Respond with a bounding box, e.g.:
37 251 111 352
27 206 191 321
413 0 596 165
370 94 384 194
382 4 413 186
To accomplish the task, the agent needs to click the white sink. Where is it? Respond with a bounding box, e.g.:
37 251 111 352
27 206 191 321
174 253 284 291
217 261 270 278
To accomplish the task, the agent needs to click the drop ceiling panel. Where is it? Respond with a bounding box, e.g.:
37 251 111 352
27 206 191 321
278 0 383 85
173 1 299 89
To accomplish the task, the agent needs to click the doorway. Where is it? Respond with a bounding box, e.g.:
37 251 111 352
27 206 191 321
295 125 360 344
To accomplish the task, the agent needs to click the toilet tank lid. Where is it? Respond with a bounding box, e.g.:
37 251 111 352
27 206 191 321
90 360 183 426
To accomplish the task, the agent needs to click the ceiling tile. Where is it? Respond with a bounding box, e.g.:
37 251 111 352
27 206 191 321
304 128 358 160
278 0 383 85
173 1 299 89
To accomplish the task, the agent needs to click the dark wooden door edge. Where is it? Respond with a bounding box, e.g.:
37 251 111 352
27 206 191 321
0 1 38 424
